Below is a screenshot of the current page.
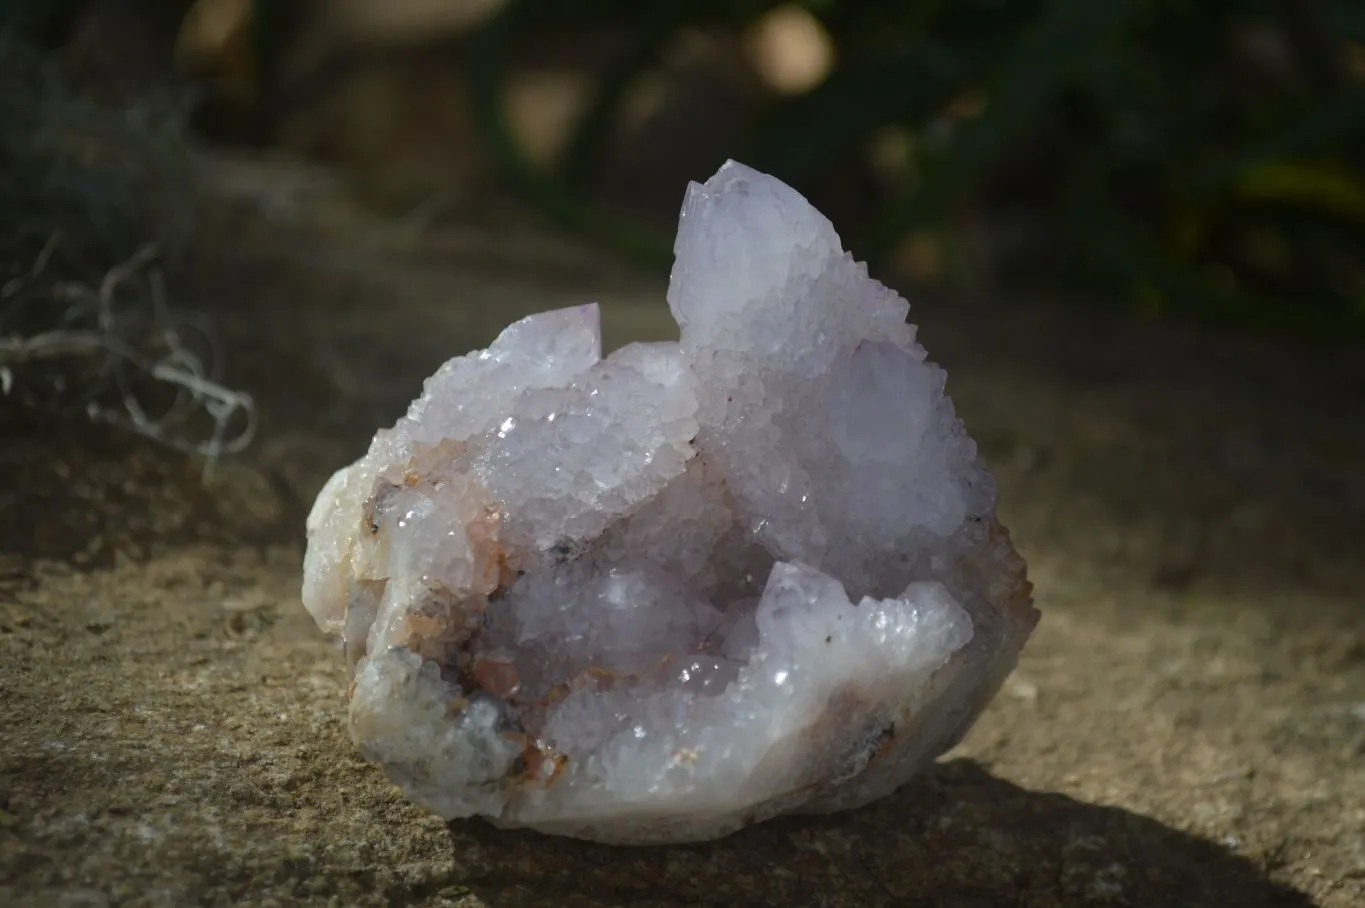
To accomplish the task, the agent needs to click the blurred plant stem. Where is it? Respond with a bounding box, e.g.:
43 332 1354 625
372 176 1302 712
466 0 673 267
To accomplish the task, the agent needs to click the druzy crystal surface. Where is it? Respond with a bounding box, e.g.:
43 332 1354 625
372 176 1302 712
301 161 1038 844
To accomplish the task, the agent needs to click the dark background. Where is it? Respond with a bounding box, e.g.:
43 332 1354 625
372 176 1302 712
8 0 1365 340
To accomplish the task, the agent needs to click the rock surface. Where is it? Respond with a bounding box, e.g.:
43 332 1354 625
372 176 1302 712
1 156 1362 905
301 163 1036 842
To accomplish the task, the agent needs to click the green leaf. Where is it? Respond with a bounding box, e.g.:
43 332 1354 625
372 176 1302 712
1234 159 1365 223
746 39 975 184
747 1 1042 185
1070 168 1365 341
867 0 1141 260
1185 91 1365 203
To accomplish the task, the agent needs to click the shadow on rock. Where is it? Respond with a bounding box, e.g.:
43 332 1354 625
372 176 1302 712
0 401 303 565
448 759 1309 908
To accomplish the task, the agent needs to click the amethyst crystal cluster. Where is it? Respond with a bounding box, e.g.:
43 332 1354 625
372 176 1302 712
302 162 1037 844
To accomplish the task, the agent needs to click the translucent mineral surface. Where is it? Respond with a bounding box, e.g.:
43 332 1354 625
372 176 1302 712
301 161 1038 844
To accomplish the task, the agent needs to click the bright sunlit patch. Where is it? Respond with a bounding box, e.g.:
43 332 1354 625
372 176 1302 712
744 5 836 95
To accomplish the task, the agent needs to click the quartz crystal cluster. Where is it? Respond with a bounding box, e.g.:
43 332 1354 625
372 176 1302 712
302 161 1037 844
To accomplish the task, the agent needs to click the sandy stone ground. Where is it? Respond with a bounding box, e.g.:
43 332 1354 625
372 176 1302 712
1 161 1363 907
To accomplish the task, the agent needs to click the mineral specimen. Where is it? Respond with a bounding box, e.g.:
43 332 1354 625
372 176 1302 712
301 161 1038 844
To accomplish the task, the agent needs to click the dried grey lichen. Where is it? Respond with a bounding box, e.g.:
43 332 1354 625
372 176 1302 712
0 38 253 466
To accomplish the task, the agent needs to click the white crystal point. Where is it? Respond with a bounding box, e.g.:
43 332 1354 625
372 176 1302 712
302 162 1037 844
668 160 836 338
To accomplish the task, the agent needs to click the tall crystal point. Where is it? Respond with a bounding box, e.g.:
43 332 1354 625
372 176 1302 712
301 161 1038 844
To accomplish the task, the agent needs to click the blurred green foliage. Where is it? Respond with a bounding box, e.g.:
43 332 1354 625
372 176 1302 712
5 0 1362 339
471 0 1365 340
